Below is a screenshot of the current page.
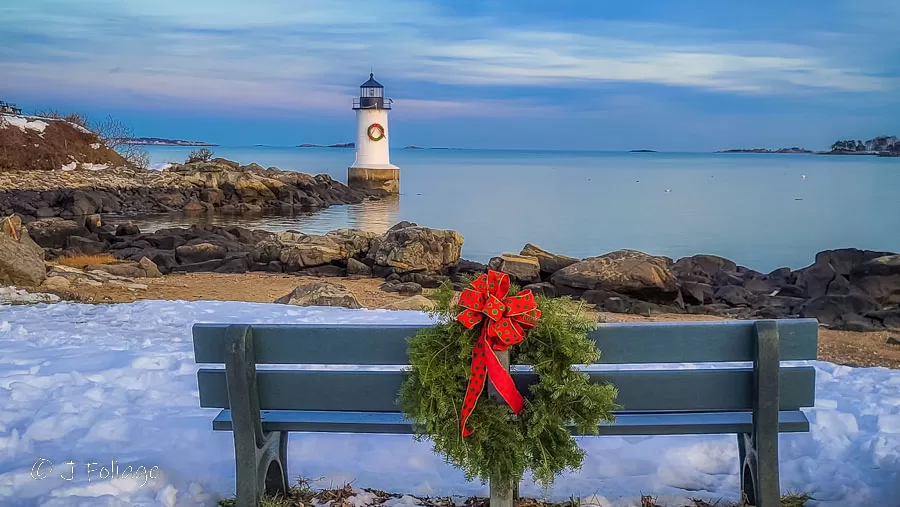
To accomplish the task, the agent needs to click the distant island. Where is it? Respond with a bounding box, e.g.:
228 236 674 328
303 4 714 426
629 149 658 153
297 143 355 148
718 147 813 154
404 145 424 149
718 135 899 157
120 137 217 146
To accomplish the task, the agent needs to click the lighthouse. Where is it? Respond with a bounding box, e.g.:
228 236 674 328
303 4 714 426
348 73 400 194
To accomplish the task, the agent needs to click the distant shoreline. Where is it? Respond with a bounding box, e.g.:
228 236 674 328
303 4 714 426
121 138 217 147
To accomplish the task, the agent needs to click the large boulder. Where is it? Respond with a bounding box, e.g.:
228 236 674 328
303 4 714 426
0 216 47 286
792 261 846 299
275 282 361 309
65 235 107 255
519 244 578 275
550 249 679 302
325 228 378 258
849 255 900 306
25 218 87 249
800 294 882 331
175 243 227 264
488 254 540 285
815 248 895 277
671 254 737 284
279 235 344 271
368 227 463 273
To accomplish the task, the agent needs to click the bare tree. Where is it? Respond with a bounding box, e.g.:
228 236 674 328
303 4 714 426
186 148 214 163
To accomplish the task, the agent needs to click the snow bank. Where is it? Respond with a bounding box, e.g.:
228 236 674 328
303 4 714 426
0 115 49 134
0 301 897 506
148 162 173 171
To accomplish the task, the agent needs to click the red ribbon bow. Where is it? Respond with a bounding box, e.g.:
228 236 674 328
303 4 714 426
456 270 541 437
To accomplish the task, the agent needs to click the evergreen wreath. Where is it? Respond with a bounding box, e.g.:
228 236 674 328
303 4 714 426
367 123 385 141
399 272 619 489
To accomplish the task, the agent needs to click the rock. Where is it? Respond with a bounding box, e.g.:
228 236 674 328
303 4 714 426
455 259 488 275
275 282 361 309
0 216 47 286
279 235 344 270
170 259 226 273
681 281 714 304
522 282 556 298
380 281 423 296
62 235 107 255
384 295 435 311
550 250 678 302
325 228 378 258
182 197 205 212
138 257 162 278
86 262 147 278
84 214 103 231
849 255 900 306
776 284 805 298
519 243 578 275
398 272 449 288
175 243 227 264
267 261 283 272
40 276 71 290
815 248 895 277
368 227 464 273
213 255 250 273
25 218 87 248
793 260 840 299
865 309 900 330
488 254 540 284
199 188 224 205
887 337 900 346
672 254 737 283
388 221 418 231
297 265 346 277
346 258 372 277
713 285 753 306
0 286 59 304
742 278 774 294
148 234 186 250
800 294 882 329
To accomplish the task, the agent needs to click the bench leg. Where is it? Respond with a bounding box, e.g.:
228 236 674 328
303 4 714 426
225 325 289 506
738 320 782 507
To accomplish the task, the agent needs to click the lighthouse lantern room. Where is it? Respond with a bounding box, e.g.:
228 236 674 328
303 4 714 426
348 73 400 194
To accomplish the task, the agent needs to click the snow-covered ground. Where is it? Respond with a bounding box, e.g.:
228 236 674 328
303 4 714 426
0 301 898 507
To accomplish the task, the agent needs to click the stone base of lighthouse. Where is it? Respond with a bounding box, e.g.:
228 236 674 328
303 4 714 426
348 165 400 194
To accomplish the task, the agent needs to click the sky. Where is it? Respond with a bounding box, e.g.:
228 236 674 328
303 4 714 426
1 0 898 151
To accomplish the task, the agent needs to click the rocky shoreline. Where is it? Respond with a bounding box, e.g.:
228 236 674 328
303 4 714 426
0 158 386 220
1 213 898 333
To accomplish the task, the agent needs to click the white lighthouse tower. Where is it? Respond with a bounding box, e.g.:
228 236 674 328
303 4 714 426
348 73 400 193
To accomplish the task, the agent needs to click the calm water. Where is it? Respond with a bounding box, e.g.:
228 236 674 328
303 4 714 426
138 146 900 272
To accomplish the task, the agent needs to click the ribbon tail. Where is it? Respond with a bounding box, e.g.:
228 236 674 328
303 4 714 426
461 335 488 437
484 346 525 415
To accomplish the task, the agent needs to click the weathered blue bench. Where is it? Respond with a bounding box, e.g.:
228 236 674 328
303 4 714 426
192 318 817 507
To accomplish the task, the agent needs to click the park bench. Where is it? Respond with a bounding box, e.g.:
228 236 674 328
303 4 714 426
192 318 817 507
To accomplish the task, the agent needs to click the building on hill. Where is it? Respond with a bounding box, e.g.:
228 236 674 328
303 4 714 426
0 101 22 114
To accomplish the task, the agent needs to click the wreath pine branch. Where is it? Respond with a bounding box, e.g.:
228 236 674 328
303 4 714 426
398 279 619 489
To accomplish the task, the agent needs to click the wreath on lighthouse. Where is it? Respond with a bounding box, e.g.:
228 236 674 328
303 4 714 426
398 272 620 488
367 123 385 142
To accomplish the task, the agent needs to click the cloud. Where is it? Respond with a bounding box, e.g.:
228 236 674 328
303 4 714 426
0 0 896 118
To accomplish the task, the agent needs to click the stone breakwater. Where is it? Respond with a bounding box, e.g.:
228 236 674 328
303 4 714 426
2 215 898 333
0 158 386 219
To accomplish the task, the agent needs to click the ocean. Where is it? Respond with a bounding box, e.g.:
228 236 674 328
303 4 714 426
140 146 900 273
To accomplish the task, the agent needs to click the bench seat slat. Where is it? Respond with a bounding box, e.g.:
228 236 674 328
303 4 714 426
211 409 810 435
192 319 818 365
197 367 815 412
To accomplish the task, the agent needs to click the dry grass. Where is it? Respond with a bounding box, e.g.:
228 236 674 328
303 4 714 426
57 253 118 269
218 480 810 507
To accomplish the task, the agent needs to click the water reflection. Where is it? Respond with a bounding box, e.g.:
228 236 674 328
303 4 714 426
105 196 401 236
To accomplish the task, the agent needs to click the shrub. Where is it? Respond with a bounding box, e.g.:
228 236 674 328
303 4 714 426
58 253 118 269
186 148 213 163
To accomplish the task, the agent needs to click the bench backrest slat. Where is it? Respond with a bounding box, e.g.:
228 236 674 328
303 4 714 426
196 366 815 413
192 319 818 365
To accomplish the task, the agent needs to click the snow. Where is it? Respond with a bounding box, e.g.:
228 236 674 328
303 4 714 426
0 300 897 506
0 115 49 133
60 162 77 172
0 287 60 304
148 162 173 171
